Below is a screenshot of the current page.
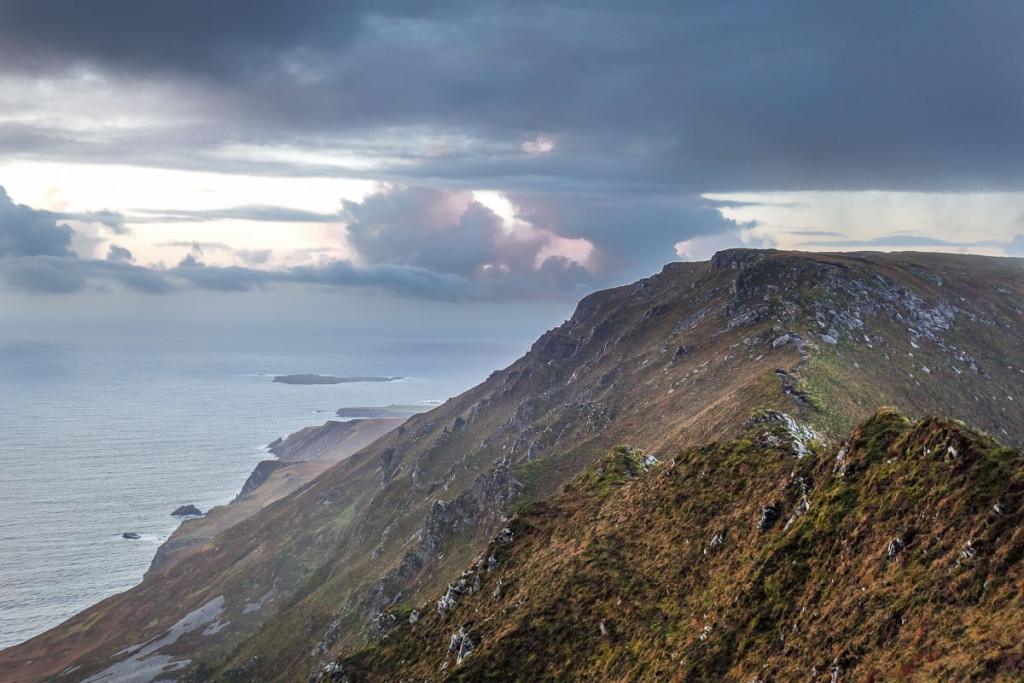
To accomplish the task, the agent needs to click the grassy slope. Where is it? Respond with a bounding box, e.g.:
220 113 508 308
148 418 406 574
335 409 1024 682
2 250 1021 682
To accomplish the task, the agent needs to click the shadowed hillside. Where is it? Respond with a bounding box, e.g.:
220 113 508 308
1 250 1021 682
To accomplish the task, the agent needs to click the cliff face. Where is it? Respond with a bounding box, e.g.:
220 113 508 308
144 417 407 577
1 250 1021 682
330 409 1024 682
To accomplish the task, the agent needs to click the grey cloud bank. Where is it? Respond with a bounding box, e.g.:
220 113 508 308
2 1 1022 191
0 188 75 258
0 184 604 299
1 2 1023 300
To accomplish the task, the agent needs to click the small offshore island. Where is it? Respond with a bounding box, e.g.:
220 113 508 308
272 374 404 385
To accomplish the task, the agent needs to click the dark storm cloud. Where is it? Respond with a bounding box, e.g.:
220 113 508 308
0 0 363 77
1 1 1022 192
509 192 739 280
105 245 133 262
0 187 75 257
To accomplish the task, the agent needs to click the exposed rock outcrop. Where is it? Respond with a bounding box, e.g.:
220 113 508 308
231 461 290 504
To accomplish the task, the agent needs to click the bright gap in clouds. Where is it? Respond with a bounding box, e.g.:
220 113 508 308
0 162 371 213
700 191 1024 258
472 191 518 229
0 161 374 266
473 190 595 271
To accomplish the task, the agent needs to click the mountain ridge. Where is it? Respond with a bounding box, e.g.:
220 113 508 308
1 249 1021 682
324 407 1024 681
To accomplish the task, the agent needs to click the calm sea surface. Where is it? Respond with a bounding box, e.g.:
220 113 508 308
0 325 529 649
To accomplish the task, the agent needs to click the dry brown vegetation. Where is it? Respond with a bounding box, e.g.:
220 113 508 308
334 409 1024 682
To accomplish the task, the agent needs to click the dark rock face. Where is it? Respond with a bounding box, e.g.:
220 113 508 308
757 502 782 532
367 466 524 619
711 247 773 271
231 461 290 504
146 537 210 576
170 504 203 517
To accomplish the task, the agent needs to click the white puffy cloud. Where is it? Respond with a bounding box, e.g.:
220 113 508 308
342 185 595 283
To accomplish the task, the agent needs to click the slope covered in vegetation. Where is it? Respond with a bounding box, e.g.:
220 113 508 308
330 409 1024 682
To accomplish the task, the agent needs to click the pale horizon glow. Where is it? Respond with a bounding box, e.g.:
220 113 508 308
0 161 375 268
700 191 1024 258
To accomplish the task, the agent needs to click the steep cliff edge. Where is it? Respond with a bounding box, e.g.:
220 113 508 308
147 417 406 576
1 250 1021 682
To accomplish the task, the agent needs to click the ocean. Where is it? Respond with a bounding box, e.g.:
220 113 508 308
0 323 536 649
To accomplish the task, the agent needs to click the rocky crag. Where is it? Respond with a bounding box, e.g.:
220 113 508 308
1 249 1021 682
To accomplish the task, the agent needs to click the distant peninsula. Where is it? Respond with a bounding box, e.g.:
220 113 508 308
335 405 433 419
272 374 404 385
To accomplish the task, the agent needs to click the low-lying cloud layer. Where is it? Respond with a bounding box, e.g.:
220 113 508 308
1 184 663 299
0 188 75 258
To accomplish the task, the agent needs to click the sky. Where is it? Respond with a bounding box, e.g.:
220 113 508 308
1 1 1023 329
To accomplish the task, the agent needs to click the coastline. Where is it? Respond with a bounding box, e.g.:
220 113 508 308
147 417 407 576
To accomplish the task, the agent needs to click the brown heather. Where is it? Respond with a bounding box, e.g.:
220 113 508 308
333 409 1024 682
